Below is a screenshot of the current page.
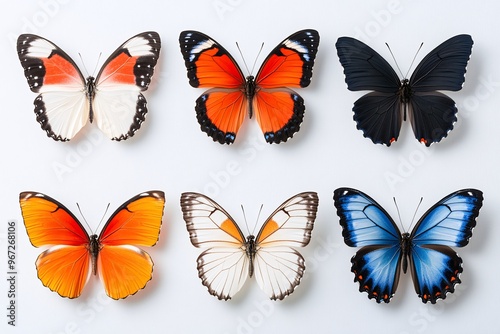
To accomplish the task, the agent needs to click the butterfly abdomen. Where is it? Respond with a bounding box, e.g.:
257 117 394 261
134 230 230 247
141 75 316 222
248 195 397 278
399 79 412 121
245 235 257 278
245 75 256 118
89 235 100 276
401 232 411 273
86 77 96 123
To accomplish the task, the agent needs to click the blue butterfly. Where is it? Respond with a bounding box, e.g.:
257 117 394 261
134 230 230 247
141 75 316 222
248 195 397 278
333 188 483 303
335 35 473 146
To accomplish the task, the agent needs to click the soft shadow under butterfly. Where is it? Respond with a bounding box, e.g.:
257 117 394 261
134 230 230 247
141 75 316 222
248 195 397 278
179 30 320 144
336 35 473 146
19 191 165 299
333 188 483 303
180 192 318 300
16 32 161 141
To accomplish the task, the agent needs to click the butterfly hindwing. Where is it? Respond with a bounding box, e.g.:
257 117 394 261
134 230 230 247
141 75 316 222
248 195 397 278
180 192 318 300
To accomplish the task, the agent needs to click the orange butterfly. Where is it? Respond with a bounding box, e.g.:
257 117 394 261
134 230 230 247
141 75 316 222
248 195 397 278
179 30 320 144
19 191 165 299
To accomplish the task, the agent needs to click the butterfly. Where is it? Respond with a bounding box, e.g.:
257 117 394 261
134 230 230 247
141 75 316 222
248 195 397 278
333 187 483 303
335 35 473 146
180 192 318 300
178 30 320 144
19 190 165 299
16 31 161 141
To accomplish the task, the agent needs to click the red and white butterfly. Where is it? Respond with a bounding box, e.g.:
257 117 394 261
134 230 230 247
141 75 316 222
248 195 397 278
180 192 318 300
179 30 320 144
19 191 165 299
17 31 161 141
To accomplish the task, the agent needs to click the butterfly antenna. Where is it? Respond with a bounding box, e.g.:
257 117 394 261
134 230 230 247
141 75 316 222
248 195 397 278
235 42 251 75
253 204 264 236
76 202 92 233
250 42 265 75
95 203 110 233
408 197 424 232
405 42 424 79
392 197 405 232
385 43 405 78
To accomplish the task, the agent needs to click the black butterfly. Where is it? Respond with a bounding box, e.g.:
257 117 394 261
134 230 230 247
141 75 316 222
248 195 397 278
336 35 473 146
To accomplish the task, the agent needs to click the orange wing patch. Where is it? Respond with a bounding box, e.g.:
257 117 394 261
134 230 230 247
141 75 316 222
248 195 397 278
256 219 279 243
257 49 305 88
220 219 246 243
41 53 83 86
19 192 89 247
195 48 243 88
98 245 154 300
99 191 165 247
98 52 137 85
253 90 304 143
36 245 91 299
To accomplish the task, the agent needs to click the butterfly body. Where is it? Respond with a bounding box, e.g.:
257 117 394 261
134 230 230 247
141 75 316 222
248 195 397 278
19 191 165 299
336 35 473 146
180 192 318 300
17 32 161 141
334 187 482 303
179 30 319 145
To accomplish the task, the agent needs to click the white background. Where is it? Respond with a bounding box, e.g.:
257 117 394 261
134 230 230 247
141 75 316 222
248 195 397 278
1 0 498 333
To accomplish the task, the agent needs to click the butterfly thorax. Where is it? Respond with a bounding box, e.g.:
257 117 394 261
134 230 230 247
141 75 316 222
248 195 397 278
89 234 101 275
245 75 256 119
399 79 412 121
245 235 257 277
400 232 411 274
85 76 96 123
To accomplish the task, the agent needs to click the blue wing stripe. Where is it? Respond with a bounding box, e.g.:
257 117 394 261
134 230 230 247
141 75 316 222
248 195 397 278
334 188 401 247
412 189 483 247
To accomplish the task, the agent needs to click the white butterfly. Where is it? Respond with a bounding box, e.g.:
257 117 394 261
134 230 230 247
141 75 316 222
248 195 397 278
180 192 318 300
17 32 161 141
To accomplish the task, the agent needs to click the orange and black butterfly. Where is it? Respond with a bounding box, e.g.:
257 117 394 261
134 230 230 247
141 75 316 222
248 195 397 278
19 191 165 299
179 30 320 144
